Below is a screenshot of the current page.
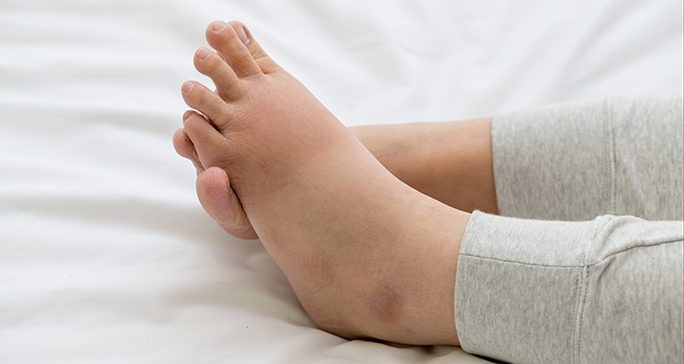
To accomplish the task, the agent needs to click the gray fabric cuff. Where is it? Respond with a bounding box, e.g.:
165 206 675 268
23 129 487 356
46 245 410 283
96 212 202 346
454 211 601 363
454 211 684 363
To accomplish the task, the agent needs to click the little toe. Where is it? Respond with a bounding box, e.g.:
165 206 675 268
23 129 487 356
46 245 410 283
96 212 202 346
194 47 246 101
181 81 231 127
227 21 281 74
206 20 262 78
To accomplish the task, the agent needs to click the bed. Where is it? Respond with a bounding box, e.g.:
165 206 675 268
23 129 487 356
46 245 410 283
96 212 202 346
1 0 681 362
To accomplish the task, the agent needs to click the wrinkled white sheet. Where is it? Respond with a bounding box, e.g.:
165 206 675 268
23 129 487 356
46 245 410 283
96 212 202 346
0 0 681 362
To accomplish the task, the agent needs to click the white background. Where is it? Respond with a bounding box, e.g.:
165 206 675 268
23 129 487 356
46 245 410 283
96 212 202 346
1 0 682 363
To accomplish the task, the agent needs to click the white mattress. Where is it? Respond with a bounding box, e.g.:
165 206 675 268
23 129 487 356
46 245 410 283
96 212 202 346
1 0 681 362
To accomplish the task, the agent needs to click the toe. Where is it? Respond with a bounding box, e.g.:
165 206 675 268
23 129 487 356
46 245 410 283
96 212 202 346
206 20 262 78
172 128 204 172
194 47 246 101
227 21 281 74
182 110 228 167
181 80 231 126
173 127 196 160
196 167 258 240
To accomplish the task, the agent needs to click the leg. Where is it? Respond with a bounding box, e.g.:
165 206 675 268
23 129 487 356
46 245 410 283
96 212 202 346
176 20 683 357
352 118 498 214
492 96 683 220
456 213 683 363
177 96 683 233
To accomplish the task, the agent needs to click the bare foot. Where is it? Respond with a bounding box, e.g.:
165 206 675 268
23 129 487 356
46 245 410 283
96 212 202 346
174 120 497 239
179 20 470 345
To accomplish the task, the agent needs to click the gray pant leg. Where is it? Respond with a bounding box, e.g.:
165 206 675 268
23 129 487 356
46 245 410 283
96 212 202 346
454 96 684 363
455 213 683 363
492 95 683 220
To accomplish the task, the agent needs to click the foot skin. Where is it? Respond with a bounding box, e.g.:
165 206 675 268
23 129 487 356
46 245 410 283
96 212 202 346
180 20 470 345
174 120 497 240
175 121 497 239
351 120 498 215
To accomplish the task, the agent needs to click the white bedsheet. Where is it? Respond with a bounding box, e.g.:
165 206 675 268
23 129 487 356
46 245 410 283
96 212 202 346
1 0 681 363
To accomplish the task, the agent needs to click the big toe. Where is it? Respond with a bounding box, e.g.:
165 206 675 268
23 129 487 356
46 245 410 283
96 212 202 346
206 20 261 78
196 167 258 240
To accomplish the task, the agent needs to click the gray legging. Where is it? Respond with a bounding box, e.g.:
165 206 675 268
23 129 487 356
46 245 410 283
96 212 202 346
454 95 683 363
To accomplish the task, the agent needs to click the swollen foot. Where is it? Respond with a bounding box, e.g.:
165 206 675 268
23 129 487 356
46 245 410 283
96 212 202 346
180 20 470 345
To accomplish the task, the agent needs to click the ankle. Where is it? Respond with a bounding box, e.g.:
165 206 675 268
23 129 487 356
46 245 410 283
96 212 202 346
351 119 497 214
340 195 469 345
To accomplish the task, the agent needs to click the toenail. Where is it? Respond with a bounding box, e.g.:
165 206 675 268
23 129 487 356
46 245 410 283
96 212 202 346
211 21 227 32
182 81 195 93
235 25 251 45
183 110 193 120
196 47 211 60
